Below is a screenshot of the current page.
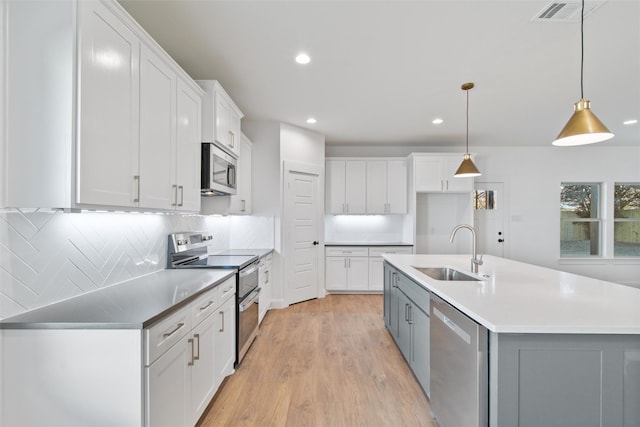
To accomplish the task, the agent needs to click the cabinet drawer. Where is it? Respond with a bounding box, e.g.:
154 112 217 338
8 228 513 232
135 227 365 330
325 246 368 257
191 286 219 326
368 246 413 257
397 272 430 313
218 276 236 303
145 306 192 366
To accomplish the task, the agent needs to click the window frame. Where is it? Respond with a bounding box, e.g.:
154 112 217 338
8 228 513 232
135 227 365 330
613 182 640 258
560 182 602 258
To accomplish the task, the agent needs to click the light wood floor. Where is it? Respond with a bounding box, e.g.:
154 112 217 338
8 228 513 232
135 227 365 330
197 294 437 427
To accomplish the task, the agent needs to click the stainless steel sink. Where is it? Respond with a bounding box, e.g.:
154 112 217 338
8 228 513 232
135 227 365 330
414 267 479 281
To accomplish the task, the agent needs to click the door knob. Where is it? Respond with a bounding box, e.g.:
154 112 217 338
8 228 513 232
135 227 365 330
312 241 319 245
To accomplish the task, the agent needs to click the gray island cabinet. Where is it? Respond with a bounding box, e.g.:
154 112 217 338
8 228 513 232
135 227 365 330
383 254 640 427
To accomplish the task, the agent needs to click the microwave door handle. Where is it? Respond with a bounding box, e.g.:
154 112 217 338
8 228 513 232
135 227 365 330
229 165 236 187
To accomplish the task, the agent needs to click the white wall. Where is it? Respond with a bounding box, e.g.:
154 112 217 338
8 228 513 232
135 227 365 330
242 121 326 307
326 144 640 287
325 214 406 243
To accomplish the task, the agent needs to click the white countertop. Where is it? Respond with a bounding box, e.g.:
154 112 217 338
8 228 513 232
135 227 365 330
383 254 640 335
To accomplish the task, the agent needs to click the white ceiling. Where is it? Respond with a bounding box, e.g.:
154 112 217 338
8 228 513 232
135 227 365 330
118 0 640 148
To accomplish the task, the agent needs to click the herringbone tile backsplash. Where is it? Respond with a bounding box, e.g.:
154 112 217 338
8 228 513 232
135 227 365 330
0 209 238 319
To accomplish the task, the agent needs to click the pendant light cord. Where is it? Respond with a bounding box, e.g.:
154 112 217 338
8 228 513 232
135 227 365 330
466 89 470 153
580 0 584 99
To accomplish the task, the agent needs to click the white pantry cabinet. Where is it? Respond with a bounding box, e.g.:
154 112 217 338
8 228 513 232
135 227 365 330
197 80 244 159
366 159 408 214
2 0 203 211
325 159 367 214
412 154 474 193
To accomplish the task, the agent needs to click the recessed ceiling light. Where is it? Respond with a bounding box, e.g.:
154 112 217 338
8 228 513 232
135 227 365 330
295 53 310 64
432 118 444 125
306 118 317 124
623 119 638 125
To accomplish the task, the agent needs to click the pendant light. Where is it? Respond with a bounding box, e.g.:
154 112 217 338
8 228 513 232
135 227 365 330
454 82 481 178
552 0 613 146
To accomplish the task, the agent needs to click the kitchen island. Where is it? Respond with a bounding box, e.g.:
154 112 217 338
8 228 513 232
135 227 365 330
383 254 640 427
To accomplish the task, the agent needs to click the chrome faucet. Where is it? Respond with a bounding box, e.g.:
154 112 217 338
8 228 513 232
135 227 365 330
449 224 483 273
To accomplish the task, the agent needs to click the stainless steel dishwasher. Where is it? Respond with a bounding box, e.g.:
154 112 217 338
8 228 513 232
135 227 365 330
430 294 488 427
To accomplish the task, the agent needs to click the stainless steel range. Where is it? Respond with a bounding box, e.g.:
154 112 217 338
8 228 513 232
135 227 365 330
167 232 260 366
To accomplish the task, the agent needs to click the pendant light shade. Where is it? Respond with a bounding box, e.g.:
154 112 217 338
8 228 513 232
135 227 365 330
552 99 614 146
454 82 481 178
552 0 613 146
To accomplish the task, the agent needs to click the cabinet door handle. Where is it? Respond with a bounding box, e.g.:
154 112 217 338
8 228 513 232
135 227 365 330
241 199 246 212
172 184 178 206
193 333 200 361
391 272 397 288
265 270 269 284
408 304 413 324
163 322 185 338
229 131 235 148
188 338 195 366
219 311 225 332
178 185 184 207
133 175 140 203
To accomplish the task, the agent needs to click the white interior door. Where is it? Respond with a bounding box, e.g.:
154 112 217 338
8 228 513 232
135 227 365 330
473 182 506 257
284 162 323 305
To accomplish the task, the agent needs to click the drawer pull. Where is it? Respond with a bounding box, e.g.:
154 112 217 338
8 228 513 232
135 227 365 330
220 311 225 332
163 322 185 338
199 300 215 311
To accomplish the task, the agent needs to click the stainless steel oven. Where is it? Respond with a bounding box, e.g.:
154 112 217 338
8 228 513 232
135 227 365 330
237 260 260 363
167 232 260 366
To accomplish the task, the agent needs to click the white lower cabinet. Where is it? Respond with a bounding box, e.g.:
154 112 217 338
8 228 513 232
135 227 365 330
325 246 413 292
368 246 414 291
258 253 273 324
145 277 236 427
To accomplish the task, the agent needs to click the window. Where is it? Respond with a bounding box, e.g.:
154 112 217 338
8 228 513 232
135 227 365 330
473 190 496 210
560 183 601 257
614 183 640 257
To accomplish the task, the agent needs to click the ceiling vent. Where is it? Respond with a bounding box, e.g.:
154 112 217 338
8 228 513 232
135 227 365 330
532 1 607 22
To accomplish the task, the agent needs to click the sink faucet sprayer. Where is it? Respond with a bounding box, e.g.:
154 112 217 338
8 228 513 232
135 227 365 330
449 224 483 273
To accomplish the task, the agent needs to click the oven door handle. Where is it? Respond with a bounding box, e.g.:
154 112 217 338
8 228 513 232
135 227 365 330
239 288 261 312
239 261 260 278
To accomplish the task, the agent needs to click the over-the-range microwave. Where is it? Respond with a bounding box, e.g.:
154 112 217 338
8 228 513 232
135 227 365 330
201 143 237 196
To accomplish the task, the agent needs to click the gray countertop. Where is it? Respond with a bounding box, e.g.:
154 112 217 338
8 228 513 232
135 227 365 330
0 269 235 330
325 242 413 246
213 248 274 258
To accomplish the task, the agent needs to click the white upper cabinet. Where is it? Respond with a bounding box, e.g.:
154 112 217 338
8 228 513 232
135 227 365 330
413 154 474 193
77 0 141 207
175 78 203 212
326 159 367 214
139 44 176 210
366 159 407 214
228 134 253 214
3 0 203 211
326 158 407 214
197 80 244 158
